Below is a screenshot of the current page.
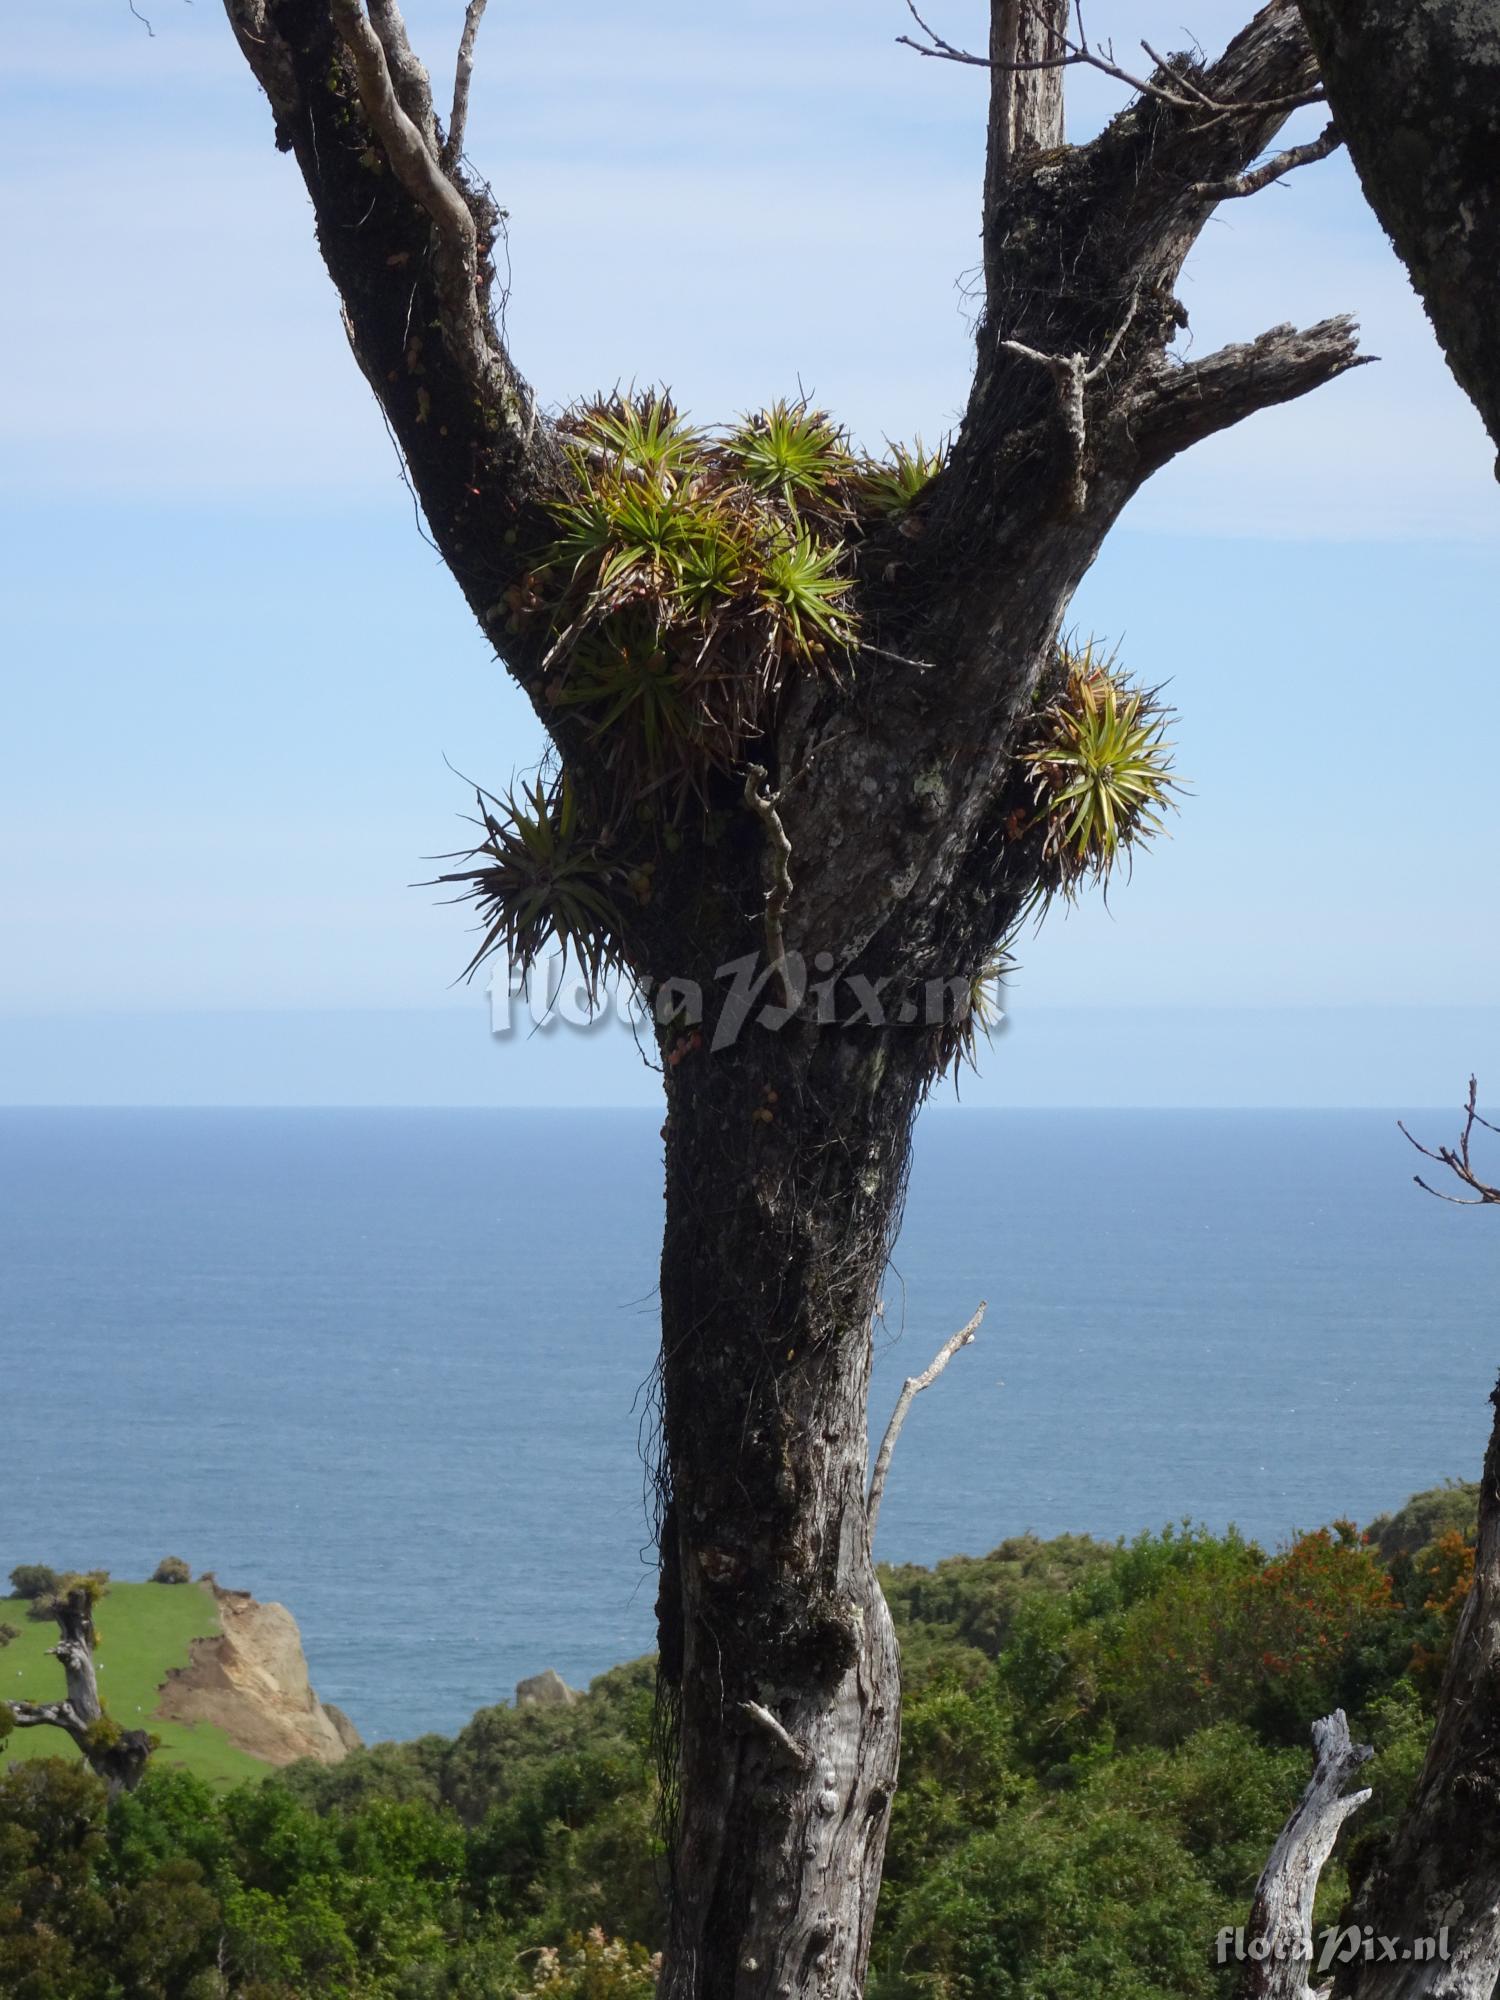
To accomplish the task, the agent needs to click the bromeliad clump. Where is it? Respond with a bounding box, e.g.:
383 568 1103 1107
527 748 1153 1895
443 394 946 1000
502 391 944 809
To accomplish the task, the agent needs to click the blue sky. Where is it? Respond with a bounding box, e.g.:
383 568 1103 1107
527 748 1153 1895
3 1 1497 1105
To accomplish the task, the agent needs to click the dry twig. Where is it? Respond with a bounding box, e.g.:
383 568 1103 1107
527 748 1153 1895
445 0 489 166
898 0 1325 126
1399 1076 1500 1206
867 1303 986 1534
1001 292 1139 512
744 764 795 1013
1191 118 1342 199
740 1701 814 1770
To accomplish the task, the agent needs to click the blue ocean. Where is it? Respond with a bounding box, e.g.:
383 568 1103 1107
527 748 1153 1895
2 1107 1496 1744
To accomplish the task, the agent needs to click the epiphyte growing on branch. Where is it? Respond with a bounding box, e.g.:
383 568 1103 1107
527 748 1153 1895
432 774 632 999
940 943 1020 1079
934 645 1181 1081
504 390 941 806
1020 643 1181 901
849 436 947 518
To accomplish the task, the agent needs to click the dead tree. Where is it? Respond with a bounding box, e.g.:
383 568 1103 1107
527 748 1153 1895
216 2 1365 1991
1238 1709 1374 2000
3 1577 153 1795
1297 0 1500 470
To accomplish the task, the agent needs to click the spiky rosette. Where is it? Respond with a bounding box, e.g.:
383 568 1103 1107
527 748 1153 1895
432 775 630 1002
721 398 854 510
851 436 947 517
1020 644 1181 900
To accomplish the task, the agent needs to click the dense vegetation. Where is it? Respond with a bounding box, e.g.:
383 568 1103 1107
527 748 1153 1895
0 1486 1478 2000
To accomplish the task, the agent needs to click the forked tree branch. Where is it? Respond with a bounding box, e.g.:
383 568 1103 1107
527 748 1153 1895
1399 1076 1500 1206
330 0 476 261
867 1303 986 1535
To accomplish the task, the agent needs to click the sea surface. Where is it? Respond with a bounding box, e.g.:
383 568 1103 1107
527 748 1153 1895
2 1107 1497 1744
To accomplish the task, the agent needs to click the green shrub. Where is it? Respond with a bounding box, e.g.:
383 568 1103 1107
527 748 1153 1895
8 1563 61 1601
1364 1481 1478 1562
151 1556 193 1585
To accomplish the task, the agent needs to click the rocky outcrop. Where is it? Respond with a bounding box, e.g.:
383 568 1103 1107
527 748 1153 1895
515 1668 579 1709
155 1578 360 1766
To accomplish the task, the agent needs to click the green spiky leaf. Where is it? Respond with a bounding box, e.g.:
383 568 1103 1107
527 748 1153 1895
761 528 855 654
561 390 705 480
854 436 947 516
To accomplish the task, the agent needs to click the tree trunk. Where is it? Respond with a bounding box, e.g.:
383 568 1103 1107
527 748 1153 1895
655 1022 922 1997
1298 0 1500 469
1339 1377 1500 2000
215 5 1370 1991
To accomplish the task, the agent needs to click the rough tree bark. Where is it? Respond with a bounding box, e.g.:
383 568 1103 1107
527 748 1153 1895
4 1581 152 1795
1298 0 1500 471
217 3 1365 1991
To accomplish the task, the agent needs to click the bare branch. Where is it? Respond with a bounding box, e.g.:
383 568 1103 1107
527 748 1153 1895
867 1303 986 1535
900 0 980 67
445 0 490 168
740 1700 814 1771
8 1698 87 1742
744 764 795 1013
1192 118 1342 200
1399 1077 1500 1207
900 0 1324 124
1240 1709 1373 1999
1128 316 1370 469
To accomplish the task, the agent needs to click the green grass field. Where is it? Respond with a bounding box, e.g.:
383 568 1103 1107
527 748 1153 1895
2 1581 267 1789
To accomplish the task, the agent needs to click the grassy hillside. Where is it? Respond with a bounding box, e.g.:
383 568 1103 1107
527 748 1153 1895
1 1580 267 1788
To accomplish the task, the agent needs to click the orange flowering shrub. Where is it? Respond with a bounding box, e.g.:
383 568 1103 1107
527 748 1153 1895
1406 1528 1475 1698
